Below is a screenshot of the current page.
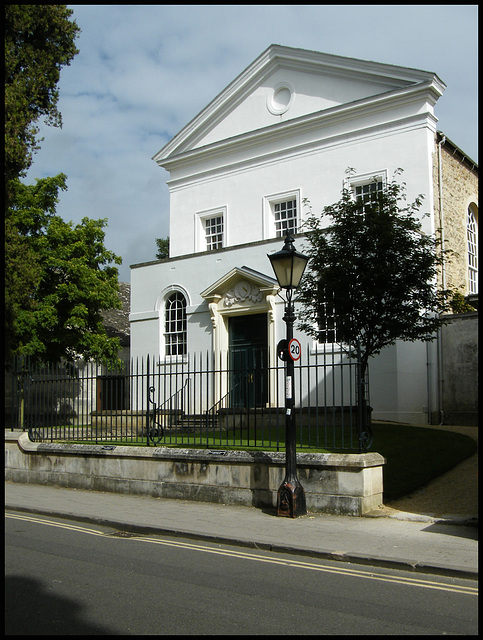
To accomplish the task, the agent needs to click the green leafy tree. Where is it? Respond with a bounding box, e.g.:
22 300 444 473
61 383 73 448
6 175 122 364
448 291 476 314
155 236 169 259
5 7 123 365
297 170 452 422
5 4 80 191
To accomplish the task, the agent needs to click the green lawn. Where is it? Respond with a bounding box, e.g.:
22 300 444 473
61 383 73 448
63 420 477 502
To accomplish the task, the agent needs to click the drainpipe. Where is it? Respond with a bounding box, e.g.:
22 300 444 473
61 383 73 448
426 340 432 424
438 134 447 291
437 134 446 424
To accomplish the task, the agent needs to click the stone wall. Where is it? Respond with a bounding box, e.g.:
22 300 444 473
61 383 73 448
432 134 478 295
5 433 385 516
441 312 478 425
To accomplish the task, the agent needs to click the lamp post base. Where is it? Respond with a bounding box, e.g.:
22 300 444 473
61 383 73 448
276 479 307 518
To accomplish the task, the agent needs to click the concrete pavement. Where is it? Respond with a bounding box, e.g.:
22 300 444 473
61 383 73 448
5 480 477 580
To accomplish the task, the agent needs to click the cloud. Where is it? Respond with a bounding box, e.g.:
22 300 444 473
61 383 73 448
24 4 477 282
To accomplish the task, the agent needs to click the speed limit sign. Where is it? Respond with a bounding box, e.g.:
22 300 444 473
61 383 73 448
288 338 301 361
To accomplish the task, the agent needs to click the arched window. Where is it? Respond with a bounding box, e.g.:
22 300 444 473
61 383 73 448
467 205 478 294
165 292 187 356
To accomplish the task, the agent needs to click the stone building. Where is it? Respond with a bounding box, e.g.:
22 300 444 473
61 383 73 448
432 132 478 299
431 134 478 425
101 281 131 361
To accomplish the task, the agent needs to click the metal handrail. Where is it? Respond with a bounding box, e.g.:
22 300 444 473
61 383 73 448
148 378 190 443
158 378 190 414
205 383 239 427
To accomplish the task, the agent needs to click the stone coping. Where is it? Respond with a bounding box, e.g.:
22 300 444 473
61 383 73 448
16 433 385 469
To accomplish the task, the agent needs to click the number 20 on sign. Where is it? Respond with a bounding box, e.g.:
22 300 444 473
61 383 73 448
288 338 301 361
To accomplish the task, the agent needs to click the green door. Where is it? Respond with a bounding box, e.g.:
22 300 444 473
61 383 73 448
228 314 268 408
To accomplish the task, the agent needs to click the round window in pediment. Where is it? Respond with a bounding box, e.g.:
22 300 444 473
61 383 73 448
267 82 294 115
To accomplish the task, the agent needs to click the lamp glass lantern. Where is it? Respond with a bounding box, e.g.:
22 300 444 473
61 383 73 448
268 235 309 291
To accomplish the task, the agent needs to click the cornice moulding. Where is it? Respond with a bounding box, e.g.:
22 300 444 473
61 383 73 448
159 81 441 176
166 112 436 192
158 80 442 172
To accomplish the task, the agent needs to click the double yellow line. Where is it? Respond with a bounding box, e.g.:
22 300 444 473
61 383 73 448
6 512 478 596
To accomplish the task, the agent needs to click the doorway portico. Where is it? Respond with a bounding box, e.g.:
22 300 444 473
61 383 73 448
201 267 280 407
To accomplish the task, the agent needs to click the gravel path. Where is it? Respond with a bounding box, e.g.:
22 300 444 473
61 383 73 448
386 425 478 518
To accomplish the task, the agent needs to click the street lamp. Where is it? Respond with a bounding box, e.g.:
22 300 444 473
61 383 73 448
268 234 309 517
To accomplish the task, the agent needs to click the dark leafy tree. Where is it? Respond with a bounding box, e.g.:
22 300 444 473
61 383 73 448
155 237 169 260
5 7 123 365
297 169 452 434
5 5 80 190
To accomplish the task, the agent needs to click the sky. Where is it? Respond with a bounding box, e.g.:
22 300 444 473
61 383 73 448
25 4 478 283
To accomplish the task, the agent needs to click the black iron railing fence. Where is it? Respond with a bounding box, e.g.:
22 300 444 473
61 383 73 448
6 345 372 452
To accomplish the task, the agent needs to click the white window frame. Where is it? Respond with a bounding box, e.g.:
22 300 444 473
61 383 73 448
164 291 187 358
344 169 388 204
263 189 301 239
156 285 191 362
467 204 478 294
311 293 344 354
204 215 224 251
194 206 227 252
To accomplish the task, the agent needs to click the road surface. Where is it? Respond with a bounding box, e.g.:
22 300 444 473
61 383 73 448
5 512 478 635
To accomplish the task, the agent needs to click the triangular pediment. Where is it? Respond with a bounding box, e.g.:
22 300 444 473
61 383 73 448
201 266 278 305
153 44 445 165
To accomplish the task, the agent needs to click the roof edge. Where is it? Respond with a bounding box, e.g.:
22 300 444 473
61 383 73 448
153 44 445 165
437 131 478 170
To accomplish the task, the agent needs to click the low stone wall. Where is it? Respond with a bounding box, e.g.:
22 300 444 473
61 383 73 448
5 433 385 516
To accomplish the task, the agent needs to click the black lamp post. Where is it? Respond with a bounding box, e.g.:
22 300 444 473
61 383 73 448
268 234 309 517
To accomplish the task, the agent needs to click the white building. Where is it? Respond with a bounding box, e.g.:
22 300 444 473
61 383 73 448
130 45 477 425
